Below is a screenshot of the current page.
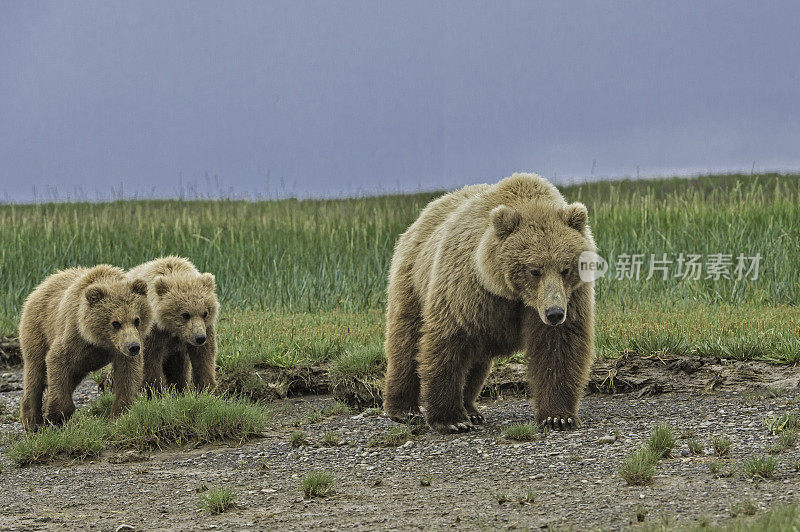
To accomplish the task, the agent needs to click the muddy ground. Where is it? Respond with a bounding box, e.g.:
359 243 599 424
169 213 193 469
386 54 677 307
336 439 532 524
1 354 799 531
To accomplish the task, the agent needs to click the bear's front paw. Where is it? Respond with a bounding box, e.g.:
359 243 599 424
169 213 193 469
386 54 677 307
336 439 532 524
537 414 581 431
428 419 474 434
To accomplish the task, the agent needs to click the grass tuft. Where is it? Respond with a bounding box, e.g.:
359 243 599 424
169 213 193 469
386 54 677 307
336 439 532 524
11 391 268 465
687 439 703 455
709 460 735 478
619 447 659 486
742 456 777 479
503 423 540 442
369 426 414 448
764 413 800 435
290 431 308 448
321 431 340 447
712 436 732 457
199 487 237 514
768 430 798 454
302 471 335 498
113 391 267 451
647 424 676 458
9 413 111 466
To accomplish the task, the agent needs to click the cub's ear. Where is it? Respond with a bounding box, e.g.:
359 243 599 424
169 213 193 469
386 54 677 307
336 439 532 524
490 205 522 239
85 286 106 305
130 279 148 296
199 273 216 291
154 277 170 298
562 202 588 232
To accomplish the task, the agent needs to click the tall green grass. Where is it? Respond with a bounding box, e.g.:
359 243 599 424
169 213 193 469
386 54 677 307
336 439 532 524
1 173 798 364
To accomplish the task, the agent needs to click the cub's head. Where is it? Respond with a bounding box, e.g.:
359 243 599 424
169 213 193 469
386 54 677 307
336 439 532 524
152 273 220 346
79 278 153 356
485 201 595 326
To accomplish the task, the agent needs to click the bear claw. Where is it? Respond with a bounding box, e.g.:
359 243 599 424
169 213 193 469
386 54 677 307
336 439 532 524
468 413 485 424
541 416 579 430
430 420 473 434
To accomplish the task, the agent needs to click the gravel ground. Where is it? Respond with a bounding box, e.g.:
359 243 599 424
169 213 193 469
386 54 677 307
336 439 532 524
1 365 799 531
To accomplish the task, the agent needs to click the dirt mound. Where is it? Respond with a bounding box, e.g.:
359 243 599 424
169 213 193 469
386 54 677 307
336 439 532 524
220 354 800 409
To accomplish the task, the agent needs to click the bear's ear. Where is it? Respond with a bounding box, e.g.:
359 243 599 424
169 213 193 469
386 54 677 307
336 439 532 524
562 202 588 232
85 286 106 305
199 273 216 291
130 279 148 297
490 205 522 239
154 277 170 298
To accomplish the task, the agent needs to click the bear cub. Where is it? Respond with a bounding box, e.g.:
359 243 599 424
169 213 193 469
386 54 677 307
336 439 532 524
383 173 597 433
126 256 220 393
20 265 153 430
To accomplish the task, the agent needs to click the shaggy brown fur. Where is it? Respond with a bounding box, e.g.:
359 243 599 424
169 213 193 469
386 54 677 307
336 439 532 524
126 256 220 393
383 173 596 433
19 265 153 430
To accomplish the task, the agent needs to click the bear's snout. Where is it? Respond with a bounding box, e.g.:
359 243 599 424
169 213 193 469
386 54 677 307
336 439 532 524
125 341 141 356
544 306 565 326
194 334 207 345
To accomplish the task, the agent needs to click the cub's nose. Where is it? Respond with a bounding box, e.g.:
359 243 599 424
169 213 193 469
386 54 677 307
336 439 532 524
126 342 141 355
195 334 207 345
545 306 565 325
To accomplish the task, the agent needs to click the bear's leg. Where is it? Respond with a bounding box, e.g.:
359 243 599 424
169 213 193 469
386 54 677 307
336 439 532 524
188 327 217 391
141 337 168 397
42 343 79 425
462 359 492 424
110 351 144 418
524 296 593 430
417 330 472 433
163 349 190 393
383 297 423 422
20 337 48 431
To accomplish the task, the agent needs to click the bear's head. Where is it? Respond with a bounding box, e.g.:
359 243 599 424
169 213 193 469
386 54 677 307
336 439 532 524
79 278 153 356
482 201 595 326
151 273 220 346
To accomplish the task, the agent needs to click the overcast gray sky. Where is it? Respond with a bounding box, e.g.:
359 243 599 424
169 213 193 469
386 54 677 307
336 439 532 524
2 1 799 201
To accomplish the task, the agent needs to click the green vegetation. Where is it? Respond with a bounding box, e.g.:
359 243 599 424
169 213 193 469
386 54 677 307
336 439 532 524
647 424 676 458
199 486 237 514
369 426 414 447
619 447 659 486
712 436 733 457
503 423 540 442
709 460 735 478
320 431 340 447
8 413 111 466
2 173 799 391
687 439 703 455
742 456 777 479
10 392 268 465
768 430 798 454
764 413 800 435
301 471 335 498
290 431 308 448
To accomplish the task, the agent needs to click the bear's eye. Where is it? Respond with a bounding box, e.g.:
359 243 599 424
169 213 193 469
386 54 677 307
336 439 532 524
203 311 208 318
561 268 570 276
182 313 191 320
134 317 140 327
111 321 122 330
530 269 542 277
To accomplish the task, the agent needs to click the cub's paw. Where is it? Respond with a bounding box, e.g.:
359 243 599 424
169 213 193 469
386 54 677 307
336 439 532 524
428 419 474 434
537 414 581 431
